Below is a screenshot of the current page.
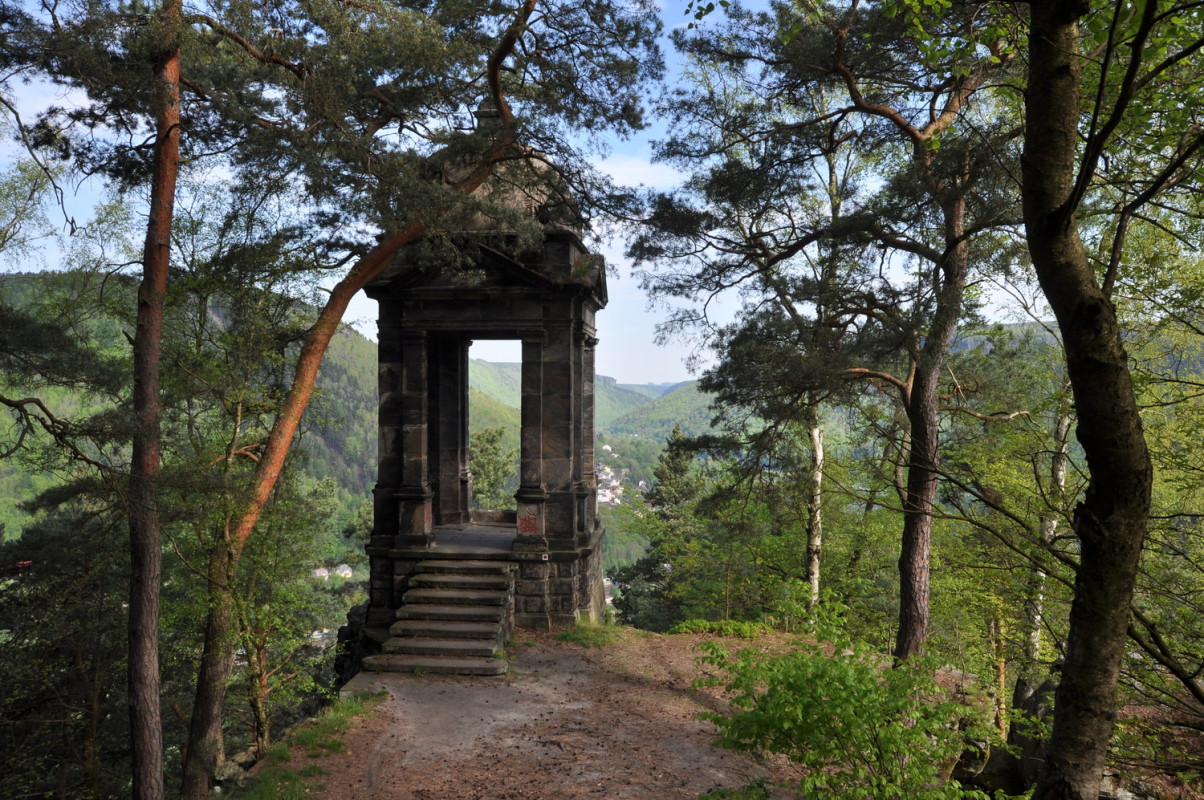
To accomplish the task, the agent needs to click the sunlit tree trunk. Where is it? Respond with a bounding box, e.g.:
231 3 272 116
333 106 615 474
1017 405 1072 706
128 1 181 795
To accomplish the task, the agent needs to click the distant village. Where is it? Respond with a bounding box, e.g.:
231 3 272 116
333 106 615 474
595 443 648 506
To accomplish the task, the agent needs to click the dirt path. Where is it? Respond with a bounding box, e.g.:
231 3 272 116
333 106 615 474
289 629 794 799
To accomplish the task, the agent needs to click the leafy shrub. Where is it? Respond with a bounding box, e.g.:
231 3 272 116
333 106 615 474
696 611 992 800
669 619 766 638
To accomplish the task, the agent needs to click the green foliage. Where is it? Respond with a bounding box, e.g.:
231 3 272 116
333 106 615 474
0 508 131 799
470 426 518 511
696 611 992 800
668 619 765 638
598 503 648 573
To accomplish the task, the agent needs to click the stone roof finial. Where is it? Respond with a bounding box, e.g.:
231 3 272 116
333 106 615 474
474 96 502 131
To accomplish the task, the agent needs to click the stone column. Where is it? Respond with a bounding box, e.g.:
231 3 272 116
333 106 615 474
541 323 576 550
577 334 599 546
368 315 403 625
514 335 548 551
431 335 470 525
396 330 433 547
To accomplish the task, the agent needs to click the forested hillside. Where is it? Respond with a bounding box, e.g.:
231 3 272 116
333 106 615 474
0 279 702 541
604 382 714 438
0 273 380 537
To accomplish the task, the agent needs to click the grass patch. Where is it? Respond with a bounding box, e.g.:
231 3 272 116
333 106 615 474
555 622 620 648
669 619 766 639
228 690 385 799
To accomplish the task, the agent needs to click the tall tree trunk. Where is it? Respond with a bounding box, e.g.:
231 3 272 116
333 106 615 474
128 2 181 795
248 633 272 758
181 542 237 800
896 363 938 659
1024 7 1154 799
894 201 970 660
804 400 823 609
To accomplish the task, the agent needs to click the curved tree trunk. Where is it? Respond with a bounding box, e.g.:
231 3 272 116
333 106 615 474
1024 7 1154 799
128 3 181 796
180 8 536 795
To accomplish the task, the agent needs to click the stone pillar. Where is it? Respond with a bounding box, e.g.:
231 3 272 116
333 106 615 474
368 316 403 626
396 331 433 547
575 331 597 546
515 335 548 551
431 335 470 525
542 323 576 550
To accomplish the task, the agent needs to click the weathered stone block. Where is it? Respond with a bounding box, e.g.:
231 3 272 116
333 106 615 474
516 579 546 596
541 457 573 490
522 595 548 614
520 562 551 580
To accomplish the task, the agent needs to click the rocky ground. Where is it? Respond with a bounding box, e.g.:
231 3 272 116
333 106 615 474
263 628 795 799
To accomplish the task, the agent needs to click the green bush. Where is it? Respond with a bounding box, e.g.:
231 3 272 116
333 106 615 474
696 611 991 800
669 619 766 638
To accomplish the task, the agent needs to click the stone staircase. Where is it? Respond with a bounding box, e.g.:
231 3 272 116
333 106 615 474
362 559 515 676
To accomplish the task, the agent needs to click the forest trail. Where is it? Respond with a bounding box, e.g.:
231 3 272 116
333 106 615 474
272 629 795 799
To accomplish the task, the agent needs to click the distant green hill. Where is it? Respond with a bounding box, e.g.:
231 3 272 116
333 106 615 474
468 360 521 408
468 388 520 452
604 382 714 440
595 376 655 430
616 381 692 398
466 360 702 435
0 272 380 537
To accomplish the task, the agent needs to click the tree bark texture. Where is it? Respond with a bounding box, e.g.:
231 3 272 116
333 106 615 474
1024 7 1154 799
894 200 970 660
180 543 237 800
128 2 181 796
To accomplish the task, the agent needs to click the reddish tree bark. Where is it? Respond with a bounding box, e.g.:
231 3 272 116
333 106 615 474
127 0 182 797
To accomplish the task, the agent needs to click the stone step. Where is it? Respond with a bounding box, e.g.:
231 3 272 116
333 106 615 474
410 573 512 591
382 637 501 658
402 587 510 606
389 619 501 640
396 603 505 623
416 559 514 575
362 653 508 677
